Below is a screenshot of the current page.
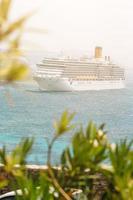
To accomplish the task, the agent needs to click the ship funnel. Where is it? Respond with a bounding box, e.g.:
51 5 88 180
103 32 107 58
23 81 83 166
108 56 110 61
95 47 102 59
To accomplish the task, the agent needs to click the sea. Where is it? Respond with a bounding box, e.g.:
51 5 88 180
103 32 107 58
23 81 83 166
0 81 133 165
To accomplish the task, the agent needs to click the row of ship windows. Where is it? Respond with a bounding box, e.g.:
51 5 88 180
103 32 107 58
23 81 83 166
37 73 124 79
39 65 122 70
37 73 124 78
36 74 124 80
42 62 117 67
61 74 124 79
38 71 124 76
66 73 123 76
38 67 122 71
40 70 123 75
69 78 125 81
38 69 124 74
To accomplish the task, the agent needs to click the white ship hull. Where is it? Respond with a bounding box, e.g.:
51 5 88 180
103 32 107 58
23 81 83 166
34 47 125 91
34 76 125 91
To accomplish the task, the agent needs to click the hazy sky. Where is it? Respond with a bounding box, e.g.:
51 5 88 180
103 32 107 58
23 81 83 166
11 0 133 74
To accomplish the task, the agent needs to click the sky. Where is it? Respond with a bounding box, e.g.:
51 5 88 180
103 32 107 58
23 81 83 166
11 0 133 77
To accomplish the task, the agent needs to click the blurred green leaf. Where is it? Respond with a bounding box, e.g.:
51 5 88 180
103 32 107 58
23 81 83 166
0 0 11 24
0 179 8 189
53 111 75 136
0 138 33 175
0 14 30 41
0 0 31 83
0 60 29 82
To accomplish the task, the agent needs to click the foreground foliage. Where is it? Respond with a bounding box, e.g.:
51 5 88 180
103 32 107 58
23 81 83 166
0 1 133 199
0 111 133 200
0 0 29 83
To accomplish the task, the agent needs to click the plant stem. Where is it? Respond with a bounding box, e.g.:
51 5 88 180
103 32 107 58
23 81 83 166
48 165 72 200
47 136 57 166
47 136 72 200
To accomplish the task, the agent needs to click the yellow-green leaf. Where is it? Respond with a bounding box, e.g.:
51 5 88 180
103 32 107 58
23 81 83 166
0 61 29 82
53 111 75 136
0 179 8 189
0 13 31 41
9 32 22 49
0 0 11 23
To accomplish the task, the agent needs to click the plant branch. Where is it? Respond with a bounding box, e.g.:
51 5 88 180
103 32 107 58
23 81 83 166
47 135 72 200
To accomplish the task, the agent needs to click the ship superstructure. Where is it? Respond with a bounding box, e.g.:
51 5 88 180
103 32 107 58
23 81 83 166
34 47 125 91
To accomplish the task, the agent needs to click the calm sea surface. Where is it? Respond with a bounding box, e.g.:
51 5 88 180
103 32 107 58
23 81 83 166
0 82 133 164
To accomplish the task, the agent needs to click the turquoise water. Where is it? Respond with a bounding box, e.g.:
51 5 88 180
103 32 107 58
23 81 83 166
0 83 133 164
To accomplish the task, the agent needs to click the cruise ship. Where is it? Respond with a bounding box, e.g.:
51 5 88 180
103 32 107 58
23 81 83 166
34 47 125 91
